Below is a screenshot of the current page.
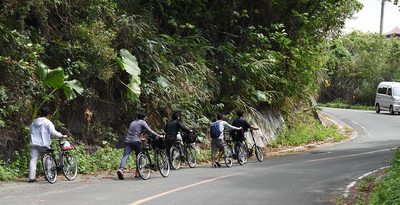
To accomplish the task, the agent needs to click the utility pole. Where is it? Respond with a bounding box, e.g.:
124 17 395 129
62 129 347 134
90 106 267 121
380 0 385 34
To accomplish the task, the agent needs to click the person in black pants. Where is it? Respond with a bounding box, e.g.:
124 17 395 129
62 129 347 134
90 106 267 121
164 112 192 158
117 113 162 180
231 110 258 153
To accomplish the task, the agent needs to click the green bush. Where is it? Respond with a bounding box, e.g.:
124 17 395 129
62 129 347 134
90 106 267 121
272 118 345 147
0 163 14 181
72 144 126 174
0 147 30 181
369 150 400 205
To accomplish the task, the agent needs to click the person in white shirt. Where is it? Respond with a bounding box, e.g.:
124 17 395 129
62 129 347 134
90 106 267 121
210 113 241 167
28 106 66 182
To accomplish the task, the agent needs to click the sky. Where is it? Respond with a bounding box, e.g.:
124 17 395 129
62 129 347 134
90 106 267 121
344 0 400 34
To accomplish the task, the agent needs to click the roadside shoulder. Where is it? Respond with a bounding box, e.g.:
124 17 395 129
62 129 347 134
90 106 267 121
265 111 358 156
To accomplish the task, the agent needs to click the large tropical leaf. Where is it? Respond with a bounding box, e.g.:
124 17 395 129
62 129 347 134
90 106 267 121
62 80 84 100
126 79 141 100
118 49 141 100
120 49 141 76
44 67 65 88
35 61 47 81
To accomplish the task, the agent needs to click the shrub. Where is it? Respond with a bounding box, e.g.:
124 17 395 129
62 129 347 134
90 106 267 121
272 117 345 146
369 150 400 205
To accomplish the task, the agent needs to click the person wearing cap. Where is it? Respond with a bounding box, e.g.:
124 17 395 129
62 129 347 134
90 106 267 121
28 106 67 182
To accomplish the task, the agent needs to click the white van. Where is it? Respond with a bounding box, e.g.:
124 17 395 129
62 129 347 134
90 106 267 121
375 81 400 114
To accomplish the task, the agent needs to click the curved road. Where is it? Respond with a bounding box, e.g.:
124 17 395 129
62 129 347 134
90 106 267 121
1 108 399 205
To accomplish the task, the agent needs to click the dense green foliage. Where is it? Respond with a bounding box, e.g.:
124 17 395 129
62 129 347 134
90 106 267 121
319 32 400 105
0 0 362 179
369 149 400 205
271 114 345 146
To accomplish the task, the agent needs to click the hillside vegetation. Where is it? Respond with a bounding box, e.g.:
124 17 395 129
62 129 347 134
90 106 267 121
319 32 400 105
0 1 361 179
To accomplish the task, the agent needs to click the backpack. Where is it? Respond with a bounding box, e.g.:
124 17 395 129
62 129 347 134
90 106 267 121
210 121 221 138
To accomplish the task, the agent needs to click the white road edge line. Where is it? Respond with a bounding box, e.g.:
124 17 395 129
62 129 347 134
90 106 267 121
350 120 370 137
129 173 235 205
343 166 389 198
305 148 393 162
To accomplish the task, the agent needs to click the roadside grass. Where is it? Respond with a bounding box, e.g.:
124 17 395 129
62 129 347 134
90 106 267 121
270 118 346 147
0 141 211 180
336 149 400 205
319 100 374 111
369 149 400 205
335 173 382 205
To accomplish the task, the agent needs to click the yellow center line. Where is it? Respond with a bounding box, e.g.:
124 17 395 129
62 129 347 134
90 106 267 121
129 173 235 205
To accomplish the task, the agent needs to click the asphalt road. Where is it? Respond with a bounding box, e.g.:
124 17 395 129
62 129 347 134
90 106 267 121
1 108 399 205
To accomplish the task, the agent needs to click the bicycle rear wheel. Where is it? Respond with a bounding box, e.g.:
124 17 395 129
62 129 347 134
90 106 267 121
254 145 264 162
156 150 170 177
136 152 151 180
42 154 57 184
62 152 78 180
224 147 233 167
185 145 197 168
237 143 248 165
170 147 181 170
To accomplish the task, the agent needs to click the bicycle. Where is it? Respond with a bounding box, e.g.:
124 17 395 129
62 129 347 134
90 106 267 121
238 129 264 163
136 136 170 180
42 137 78 184
226 137 247 166
212 131 234 168
225 130 248 166
169 131 198 170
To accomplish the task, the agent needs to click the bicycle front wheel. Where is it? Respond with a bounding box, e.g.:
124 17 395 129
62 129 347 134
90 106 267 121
254 145 264 162
156 150 170 177
42 154 57 184
170 147 181 170
62 152 78 180
185 145 197 168
136 152 151 180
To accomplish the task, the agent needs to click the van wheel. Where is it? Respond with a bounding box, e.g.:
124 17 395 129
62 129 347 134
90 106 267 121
375 104 380 113
390 106 395 115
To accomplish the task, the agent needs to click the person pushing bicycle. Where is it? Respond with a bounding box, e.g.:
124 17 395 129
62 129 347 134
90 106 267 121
164 112 192 158
117 113 163 180
28 106 67 183
210 113 241 168
230 110 259 153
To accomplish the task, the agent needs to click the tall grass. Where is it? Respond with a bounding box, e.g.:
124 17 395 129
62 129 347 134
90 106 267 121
369 149 400 205
271 117 345 147
319 100 374 111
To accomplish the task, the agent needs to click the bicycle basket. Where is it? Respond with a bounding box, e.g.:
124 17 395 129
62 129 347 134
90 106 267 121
152 137 166 149
61 141 74 151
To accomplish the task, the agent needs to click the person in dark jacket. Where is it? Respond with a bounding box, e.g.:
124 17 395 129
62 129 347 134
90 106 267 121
231 110 258 152
164 112 192 157
117 113 162 180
